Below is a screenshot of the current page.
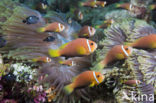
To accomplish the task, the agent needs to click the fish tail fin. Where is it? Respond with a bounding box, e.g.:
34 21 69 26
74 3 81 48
58 60 63 64
49 49 60 57
124 42 133 46
95 25 100 29
115 3 121 8
70 8 76 13
64 84 74 94
32 58 37 62
149 5 155 10
91 61 105 72
78 2 84 7
37 27 45 32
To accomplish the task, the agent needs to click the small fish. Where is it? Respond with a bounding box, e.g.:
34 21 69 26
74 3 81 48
70 8 83 20
23 16 39 24
149 4 156 10
96 1 107 7
126 34 156 49
37 22 65 33
93 45 133 71
43 36 55 42
115 3 131 10
64 70 104 94
40 0 48 9
49 38 97 57
80 0 97 8
0 37 6 48
36 0 49 10
74 9 83 20
95 19 114 29
32 56 51 63
78 26 96 37
59 60 75 66
121 80 141 86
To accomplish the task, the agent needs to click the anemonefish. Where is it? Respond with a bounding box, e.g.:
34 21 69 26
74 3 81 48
121 79 141 86
78 26 96 38
79 0 97 8
92 45 133 71
96 1 107 7
59 60 76 66
32 56 51 63
149 4 156 10
95 19 114 29
37 22 65 33
23 16 39 25
36 0 49 10
49 38 97 57
64 70 104 94
71 9 84 20
126 34 156 49
115 3 131 11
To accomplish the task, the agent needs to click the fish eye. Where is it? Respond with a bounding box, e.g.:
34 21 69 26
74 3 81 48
90 43 94 46
125 48 129 51
97 75 100 78
60 25 64 29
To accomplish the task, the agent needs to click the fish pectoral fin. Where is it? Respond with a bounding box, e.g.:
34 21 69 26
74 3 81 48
150 42 156 48
115 53 124 60
59 43 69 49
83 33 88 36
89 82 95 87
55 28 59 32
77 47 86 55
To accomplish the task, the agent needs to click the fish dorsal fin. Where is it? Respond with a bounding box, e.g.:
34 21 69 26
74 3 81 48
59 43 69 49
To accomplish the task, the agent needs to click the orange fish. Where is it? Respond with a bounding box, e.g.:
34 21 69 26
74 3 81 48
95 19 114 29
49 38 97 57
73 9 83 20
115 3 131 10
36 0 48 10
59 60 75 66
126 34 156 49
78 26 96 37
32 57 51 63
64 70 104 94
92 45 133 71
149 4 156 10
32 56 51 63
37 22 65 32
96 1 107 7
80 0 97 8
121 80 141 86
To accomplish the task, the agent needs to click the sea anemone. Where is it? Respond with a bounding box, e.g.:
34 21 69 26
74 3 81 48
92 18 155 102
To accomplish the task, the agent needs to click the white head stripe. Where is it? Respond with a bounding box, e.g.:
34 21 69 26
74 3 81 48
88 26 91 36
121 45 129 57
46 57 51 62
42 3 46 9
46 57 49 62
136 80 140 85
78 11 81 17
58 23 61 31
86 39 91 53
129 4 132 11
93 71 99 84
71 61 74 66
